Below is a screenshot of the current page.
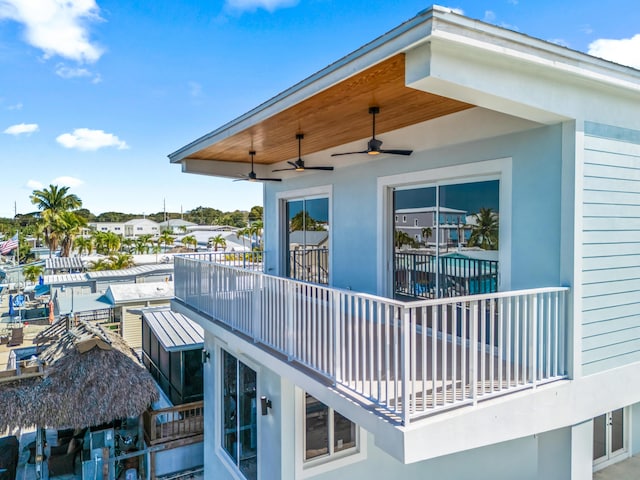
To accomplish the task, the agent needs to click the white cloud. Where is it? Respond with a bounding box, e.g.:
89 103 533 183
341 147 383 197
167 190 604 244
55 63 91 78
225 0 298 12
3 122 38 135
549 38 570 48
188 81 202 97
588 34 640 69
7 102 23 110
0 0 104 63
26 179 43 189
56 128 129 151
55 63 102 83
52 175 83 187
483 10 496 23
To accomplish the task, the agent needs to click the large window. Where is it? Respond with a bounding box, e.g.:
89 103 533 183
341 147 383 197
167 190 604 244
285 197 329 285
222 350 257 480
304 393 356 462
393 179 500 299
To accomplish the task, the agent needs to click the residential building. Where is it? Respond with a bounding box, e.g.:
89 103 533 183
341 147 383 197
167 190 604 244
159 219 197 234
167 6 640 480
89 218 160 238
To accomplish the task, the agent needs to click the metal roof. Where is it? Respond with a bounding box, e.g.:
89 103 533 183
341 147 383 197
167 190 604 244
106 282 174 303
45 256 84 271
142 308 204 352
87 264 173 279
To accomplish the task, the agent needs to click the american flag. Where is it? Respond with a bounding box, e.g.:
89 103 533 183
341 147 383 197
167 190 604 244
0 234 18 255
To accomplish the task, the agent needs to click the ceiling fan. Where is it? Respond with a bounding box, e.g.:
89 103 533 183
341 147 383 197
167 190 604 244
234 151 282 182
273 133 334 172
331 106 413 157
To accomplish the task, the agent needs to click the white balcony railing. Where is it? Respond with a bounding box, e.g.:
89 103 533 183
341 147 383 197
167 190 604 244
175 254 568 425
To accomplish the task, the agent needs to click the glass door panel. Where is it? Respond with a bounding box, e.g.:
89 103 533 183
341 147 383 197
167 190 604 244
594 409 627 468
286 197 329 284
393 180 499 300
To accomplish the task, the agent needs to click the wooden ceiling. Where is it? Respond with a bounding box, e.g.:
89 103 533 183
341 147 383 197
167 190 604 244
188 54 474 165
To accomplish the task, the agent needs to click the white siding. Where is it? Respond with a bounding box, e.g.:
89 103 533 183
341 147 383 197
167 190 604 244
582 132 640 374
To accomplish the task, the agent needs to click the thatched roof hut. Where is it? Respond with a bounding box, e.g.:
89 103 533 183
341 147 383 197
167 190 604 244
0 319 158 431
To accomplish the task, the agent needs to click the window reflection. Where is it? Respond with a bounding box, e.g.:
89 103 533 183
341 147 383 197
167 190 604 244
286 197 329 285
394 180 499 299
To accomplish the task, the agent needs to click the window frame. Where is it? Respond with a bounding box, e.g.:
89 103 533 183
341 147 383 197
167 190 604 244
294 388 366 478
276 185 332 285
215 346 261 480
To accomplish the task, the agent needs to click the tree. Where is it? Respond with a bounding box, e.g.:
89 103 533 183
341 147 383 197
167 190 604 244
23 264 44 284
135 234 154 254
158 231 174 251
248 205 263 223
182 235 198 251
55 210 87 257
468 208 499 250
208 234 227 252
108 253 135 270
289 211 323 232
421 227 433 245
74 236 93 256
249 220 263 250
395 230 415 249
30 184 82 256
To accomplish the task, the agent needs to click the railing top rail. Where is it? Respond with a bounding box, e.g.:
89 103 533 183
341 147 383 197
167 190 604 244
148 400 204 416
177 254 568 308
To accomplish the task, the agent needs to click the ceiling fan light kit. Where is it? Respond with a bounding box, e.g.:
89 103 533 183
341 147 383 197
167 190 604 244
235 150 282 182
272 133 334 173
332 106 413 157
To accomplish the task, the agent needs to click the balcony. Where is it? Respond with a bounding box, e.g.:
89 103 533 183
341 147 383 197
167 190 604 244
174 253 568 426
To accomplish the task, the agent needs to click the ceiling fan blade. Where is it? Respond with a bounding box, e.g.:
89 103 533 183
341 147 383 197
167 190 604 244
287 161 298 168
233 178 247 182
272 167 295 172
331 150 368 157
255 177 282 182
380 149 413 156
305 166 334 171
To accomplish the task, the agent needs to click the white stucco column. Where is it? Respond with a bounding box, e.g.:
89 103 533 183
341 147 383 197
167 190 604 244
570 420 593 480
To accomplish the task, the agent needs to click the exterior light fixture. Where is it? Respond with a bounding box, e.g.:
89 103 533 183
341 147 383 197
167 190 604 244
260 396 272 415
202 349 210 363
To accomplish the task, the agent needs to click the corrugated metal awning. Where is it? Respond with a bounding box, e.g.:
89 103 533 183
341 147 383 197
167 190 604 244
142 309 204 352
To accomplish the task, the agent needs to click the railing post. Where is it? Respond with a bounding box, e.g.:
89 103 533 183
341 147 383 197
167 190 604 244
401 306 411 426
286 282 295 360
470 301 479 405
333 291 342 385
252 272 262 342
529 293 538 387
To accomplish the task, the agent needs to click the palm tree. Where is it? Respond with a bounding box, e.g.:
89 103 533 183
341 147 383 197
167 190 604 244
395 230 414 249
468 208 499 250
55 211 87 257
121 238 135 253
209 234 227 252
182 235 197 251
421 227 433 246
158 231 174 252
23 264 44 284
88 258 112 271
30 184 82 256
74 236 93 256
108 253 135 269
135 234 154 254
249 220 263 250
237 227 250 251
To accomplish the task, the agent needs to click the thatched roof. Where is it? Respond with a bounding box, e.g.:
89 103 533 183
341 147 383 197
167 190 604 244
0 319 158 431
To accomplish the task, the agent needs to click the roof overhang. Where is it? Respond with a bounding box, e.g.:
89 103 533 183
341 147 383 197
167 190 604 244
169 5 640 179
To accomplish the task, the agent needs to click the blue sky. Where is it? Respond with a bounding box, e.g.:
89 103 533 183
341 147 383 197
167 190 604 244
1 0 638 218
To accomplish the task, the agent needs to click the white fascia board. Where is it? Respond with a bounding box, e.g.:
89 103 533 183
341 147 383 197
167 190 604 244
181 158 272 180
406 25 640 125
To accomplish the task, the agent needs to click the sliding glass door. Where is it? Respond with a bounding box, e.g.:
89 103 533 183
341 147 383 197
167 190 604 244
284 197 329 285
393 179 499 299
